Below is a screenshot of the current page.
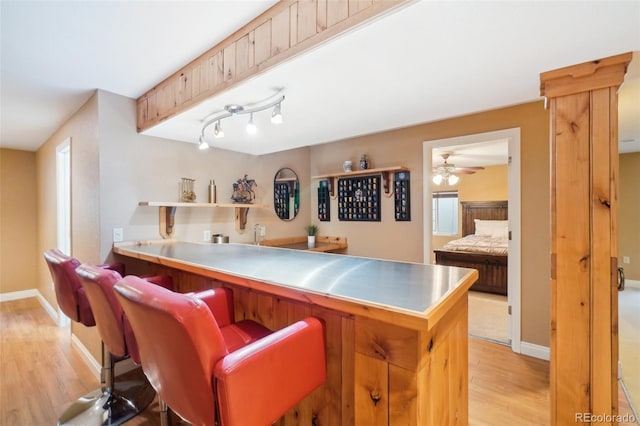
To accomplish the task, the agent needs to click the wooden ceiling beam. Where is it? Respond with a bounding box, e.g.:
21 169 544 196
136 0 409 133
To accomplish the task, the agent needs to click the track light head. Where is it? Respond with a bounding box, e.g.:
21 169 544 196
198 136 209 150
271 103 283 124
214 120 224 138
246 113 257 135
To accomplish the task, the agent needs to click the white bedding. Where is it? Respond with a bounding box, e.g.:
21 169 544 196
442 234 508 256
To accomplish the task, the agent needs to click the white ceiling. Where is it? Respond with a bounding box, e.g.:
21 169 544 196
433 139 509 169
2 1 639 156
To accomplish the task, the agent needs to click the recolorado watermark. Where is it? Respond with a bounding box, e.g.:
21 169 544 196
576 413 637 423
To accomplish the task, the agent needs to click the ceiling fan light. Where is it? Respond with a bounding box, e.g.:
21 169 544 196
246 113 257 135
271 103 283 124
432 174 443 185
214 120 224 138
447 174 459 185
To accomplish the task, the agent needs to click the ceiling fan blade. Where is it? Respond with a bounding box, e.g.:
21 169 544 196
453 170 476 175
458 166 485 171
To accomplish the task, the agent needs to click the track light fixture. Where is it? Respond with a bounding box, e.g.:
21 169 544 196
198 94 285 148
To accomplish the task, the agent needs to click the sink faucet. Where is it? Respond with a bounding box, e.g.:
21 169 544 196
254 224 265 246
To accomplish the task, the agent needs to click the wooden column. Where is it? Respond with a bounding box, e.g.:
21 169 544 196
540 52 632 425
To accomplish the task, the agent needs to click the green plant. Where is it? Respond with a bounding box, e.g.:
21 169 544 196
305 224 318 236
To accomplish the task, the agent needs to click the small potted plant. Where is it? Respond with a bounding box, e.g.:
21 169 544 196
305 224 318 247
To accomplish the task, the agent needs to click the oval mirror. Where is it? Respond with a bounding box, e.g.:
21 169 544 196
273 168 299 221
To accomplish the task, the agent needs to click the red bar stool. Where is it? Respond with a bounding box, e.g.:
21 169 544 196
43 248 171 425
44 248 124 327
114 276 327 426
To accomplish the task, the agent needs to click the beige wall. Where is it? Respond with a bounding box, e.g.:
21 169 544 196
35 93 101 354
619 152 640 280
96 90 312 263
0 149 38 294
459 164 508 202
310 101 551 346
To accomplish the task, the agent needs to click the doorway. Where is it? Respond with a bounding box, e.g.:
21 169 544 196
423 128 521 352
55 138 71 326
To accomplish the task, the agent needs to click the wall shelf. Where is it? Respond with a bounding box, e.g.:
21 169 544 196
312 166 408 198
138 201 268 238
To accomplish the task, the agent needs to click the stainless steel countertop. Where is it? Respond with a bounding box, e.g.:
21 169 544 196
115 241 476 316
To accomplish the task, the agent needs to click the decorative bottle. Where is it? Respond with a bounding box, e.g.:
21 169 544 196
359 154 369 170
208 180 217 203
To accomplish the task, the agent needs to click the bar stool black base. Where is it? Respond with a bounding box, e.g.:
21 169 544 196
57 379 155 426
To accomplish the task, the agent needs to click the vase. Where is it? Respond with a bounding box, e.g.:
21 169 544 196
307 235 316 248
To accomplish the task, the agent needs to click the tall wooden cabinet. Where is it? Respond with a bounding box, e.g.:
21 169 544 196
540 52 632 425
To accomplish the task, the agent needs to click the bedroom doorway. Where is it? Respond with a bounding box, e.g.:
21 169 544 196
423 128 521 353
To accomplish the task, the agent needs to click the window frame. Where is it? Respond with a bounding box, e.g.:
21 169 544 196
432 190 459 236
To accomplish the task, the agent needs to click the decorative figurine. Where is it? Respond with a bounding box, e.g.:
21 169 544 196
231 174 257 203
359 154 369 170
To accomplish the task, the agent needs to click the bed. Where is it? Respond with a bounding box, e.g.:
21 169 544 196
434 200 508 295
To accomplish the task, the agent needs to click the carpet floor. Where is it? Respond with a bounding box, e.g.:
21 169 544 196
468 290 509 344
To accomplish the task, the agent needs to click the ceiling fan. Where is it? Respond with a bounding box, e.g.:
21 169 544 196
432 153 484 185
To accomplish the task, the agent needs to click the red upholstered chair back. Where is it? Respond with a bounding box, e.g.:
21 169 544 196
76 264 130 360
114 276 229 426
43 249 94 326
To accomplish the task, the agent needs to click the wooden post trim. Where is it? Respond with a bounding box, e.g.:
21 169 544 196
540 52 632 98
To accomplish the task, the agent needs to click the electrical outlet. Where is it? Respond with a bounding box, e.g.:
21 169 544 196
260 225 266 237
113 228 124 243
203 230 211 242
623 256 630 264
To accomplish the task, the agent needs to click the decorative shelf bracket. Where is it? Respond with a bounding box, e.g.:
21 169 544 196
159 206 177 239
235 207 249 233
380 171 394 198
139 201 267 239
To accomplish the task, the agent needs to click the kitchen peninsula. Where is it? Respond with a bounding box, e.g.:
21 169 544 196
113 240 478 425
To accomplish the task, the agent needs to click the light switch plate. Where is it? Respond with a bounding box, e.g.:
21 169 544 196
113 228 124 243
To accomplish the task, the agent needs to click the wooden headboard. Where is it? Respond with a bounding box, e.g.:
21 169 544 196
461 200 508 236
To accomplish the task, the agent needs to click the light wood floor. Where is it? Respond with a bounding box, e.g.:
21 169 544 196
1 297 636 425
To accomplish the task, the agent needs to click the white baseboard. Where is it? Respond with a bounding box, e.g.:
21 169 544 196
625 279 640 289
520 341 550 361
0 288 39 302
2 287 138 379
71 334 102 380
36 291 67 326
619 360 623 379
1 287 69 326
